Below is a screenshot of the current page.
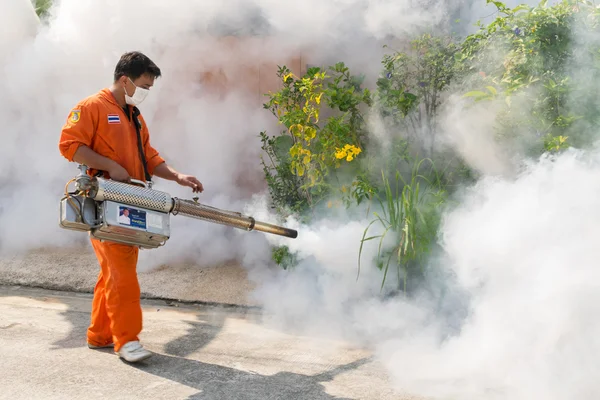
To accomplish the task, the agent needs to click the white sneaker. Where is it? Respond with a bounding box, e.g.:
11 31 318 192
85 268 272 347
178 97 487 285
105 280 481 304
117 341 152 363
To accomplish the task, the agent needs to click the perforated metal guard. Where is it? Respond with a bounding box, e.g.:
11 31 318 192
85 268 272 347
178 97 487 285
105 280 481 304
91 178 173 213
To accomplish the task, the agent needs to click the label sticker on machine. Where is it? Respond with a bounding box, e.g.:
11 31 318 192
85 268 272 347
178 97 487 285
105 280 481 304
118 206 147 229
147 213 163 229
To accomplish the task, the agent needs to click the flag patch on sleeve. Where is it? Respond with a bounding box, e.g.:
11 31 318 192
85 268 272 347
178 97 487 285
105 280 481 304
107 114 121 124
70 110 81 123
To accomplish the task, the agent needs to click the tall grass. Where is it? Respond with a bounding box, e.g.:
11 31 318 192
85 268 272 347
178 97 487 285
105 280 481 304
358 157 446 292
33 0 53 18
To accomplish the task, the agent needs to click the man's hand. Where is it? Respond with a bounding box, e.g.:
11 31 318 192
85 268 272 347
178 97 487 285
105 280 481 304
176 173 204 193
152 162 204 193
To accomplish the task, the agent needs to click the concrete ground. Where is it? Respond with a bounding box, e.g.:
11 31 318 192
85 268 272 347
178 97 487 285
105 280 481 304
0 285 419 400
0 247 257 306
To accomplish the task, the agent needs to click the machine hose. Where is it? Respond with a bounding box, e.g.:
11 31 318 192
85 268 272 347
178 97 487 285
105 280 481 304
64 178 83 222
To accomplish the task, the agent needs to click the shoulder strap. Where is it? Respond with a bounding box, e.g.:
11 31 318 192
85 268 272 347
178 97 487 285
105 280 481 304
132 106 152 182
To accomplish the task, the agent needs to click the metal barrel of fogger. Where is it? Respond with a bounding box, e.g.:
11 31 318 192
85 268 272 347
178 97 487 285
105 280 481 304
171 199 298 238
88 178 298 238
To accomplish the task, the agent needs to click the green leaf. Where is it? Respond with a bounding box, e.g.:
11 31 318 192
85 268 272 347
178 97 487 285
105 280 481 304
511 4 530 13
273 135 294 160
463 90 488 98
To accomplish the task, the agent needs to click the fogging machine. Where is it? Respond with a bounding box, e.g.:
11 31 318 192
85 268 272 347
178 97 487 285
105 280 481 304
59 165 298 249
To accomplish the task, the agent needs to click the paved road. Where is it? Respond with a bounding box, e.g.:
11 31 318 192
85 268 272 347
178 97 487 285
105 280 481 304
0 286 416 400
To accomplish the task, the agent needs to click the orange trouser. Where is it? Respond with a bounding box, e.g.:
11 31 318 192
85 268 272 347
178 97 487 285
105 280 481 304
86 238 142 352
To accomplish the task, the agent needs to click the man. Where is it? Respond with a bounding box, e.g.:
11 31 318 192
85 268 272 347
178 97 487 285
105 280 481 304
58 51 203 363
118 208 131 225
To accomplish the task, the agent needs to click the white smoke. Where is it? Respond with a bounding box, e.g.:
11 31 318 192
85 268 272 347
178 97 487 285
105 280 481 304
438 95 517 177
2 0 596 399
0 0 39 61
252 148 600 400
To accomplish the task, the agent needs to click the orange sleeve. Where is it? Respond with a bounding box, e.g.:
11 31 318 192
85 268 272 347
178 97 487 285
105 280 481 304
58 103 97 162
139 115 165 175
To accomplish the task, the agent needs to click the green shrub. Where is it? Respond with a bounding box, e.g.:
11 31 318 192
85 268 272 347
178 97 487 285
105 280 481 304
271 245 298 270
260 63 372 219
458 0 597 153
376 34 460 156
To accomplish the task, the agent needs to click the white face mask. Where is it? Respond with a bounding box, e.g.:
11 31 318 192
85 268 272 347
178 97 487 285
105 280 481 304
124 77 149 106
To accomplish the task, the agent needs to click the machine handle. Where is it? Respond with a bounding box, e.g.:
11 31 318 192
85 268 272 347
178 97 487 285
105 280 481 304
75 164 151 190
129 179 148 188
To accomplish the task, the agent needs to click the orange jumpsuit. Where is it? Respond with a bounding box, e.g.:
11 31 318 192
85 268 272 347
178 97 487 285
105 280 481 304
58 88 165 351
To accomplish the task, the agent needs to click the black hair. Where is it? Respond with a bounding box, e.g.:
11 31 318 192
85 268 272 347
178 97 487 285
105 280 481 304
113 51 161 82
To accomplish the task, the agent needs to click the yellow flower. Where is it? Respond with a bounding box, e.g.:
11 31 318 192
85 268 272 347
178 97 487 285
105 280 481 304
335 144 362 162
335 149 347 159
